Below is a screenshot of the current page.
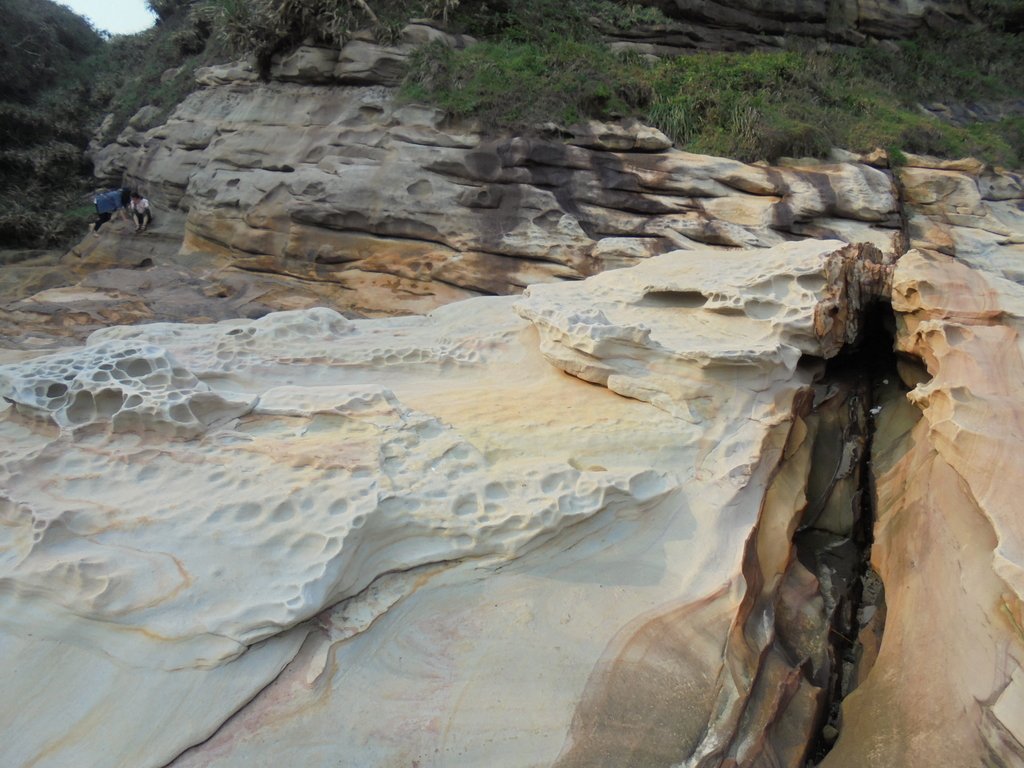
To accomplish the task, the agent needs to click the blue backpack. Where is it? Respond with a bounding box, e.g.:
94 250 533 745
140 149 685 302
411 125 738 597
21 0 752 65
95 189 124 214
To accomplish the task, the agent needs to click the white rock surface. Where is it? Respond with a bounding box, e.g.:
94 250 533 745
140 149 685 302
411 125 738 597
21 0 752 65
9 40 1024 759
0 341 254 436
0 240 871 767
4 152 1024 764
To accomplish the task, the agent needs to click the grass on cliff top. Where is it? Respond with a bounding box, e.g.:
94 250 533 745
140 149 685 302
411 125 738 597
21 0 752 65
646 46 1023 165
402 39 654 127
402 2 1024 166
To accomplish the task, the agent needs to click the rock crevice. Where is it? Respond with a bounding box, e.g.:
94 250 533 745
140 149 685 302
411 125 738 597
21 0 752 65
0 29 1021 768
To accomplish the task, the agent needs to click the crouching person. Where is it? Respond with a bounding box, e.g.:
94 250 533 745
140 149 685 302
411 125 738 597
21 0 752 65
130 193 152 232
93 187 130 233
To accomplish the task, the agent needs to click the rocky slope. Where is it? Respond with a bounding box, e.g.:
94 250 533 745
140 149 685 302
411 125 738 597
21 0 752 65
7 25 907 346
1 25 1023 768
612 0 971 52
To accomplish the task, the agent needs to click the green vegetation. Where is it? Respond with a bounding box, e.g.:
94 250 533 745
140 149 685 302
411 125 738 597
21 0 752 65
0 0 104 246
93 7 228 140
403 39 652 127
641 45 1024 164
3 0 1022 249
197 0 1022 164
0 0 465 248
208 0 461 75
404 0 1024 165
0 0 232 248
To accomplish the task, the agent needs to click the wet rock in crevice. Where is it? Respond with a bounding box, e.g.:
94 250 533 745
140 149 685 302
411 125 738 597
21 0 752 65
701 297 912 768
794 299 904 765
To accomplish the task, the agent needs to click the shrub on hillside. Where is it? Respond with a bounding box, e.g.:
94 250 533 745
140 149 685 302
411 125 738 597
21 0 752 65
0 0 102 105
403 5 1024 166
212 0 460 76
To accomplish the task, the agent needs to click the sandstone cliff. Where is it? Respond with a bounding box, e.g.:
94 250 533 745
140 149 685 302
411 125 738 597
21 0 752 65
13 25 907 345
0 25 1023 768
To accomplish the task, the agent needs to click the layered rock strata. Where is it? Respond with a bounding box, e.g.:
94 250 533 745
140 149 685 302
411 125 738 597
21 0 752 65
815 151 1024 765
2 163 1023 764
819 247 1024 767
125 81 900 301
7 31 1010 351
610 0 969 53
76 35 901 332
35 33 1008 350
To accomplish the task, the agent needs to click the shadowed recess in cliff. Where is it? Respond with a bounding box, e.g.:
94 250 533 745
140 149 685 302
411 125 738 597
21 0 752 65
796 299 916 765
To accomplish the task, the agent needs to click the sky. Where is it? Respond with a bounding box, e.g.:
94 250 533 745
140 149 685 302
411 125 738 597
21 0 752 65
60 0 156 36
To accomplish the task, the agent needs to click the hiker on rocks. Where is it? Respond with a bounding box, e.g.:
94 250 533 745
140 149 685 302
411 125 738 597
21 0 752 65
130 193 152 232
93 187 130 233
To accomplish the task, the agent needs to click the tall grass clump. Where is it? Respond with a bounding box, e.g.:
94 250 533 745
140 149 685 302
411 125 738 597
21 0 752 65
405 38 651 128
644 51 833 161
211 0 462 75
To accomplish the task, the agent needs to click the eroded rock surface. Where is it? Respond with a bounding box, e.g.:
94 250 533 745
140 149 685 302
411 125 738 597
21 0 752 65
1 28 1023 767
1 239 892 768
1 155 1023 765
811 156 1024 764
817 246 1024 767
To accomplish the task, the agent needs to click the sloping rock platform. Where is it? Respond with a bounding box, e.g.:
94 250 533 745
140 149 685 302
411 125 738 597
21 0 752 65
3 233 1022 766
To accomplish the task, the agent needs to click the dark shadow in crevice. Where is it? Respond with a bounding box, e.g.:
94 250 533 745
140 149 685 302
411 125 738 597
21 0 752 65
796 299 904 765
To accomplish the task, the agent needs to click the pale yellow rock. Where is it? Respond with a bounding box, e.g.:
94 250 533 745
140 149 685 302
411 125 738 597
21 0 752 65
820 243 1024 766
818 157 1024 766
0 241 883 768
557 118 673 151
0 623 309 768
194 60 259 86
901 162 1024 284
5 143 1024 767
15 34 1024 763
901 152 986 174
900 166 985 215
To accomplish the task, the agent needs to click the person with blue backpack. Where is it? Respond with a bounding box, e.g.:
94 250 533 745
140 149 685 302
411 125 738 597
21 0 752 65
93 187 131 233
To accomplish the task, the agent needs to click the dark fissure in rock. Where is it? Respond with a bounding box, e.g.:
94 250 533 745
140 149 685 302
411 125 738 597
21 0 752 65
797 299 900 765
